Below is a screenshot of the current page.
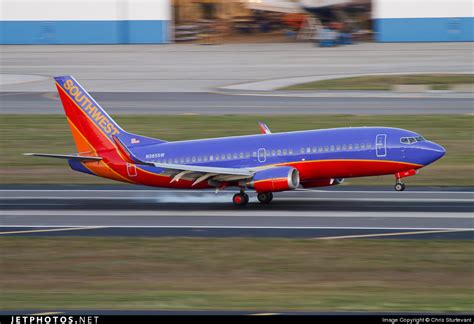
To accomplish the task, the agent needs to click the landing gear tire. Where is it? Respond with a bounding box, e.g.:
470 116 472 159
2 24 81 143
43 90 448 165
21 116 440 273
233 192 249 206
257 192 273 204
395 182 406 192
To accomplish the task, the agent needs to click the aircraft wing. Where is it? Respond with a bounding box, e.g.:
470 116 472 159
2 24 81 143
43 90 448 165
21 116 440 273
258 122 272 134
152 162 252 176
151 162 254 186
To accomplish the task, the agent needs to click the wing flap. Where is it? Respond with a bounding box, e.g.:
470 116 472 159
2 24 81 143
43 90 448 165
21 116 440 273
152 162 252 177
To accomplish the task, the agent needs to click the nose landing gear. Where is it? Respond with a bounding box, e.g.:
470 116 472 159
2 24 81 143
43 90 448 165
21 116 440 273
232 189 249 206
395 181 406 192
394 169 418 191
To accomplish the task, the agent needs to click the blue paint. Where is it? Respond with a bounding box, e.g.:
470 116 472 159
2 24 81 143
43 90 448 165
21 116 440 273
132 126 445 170
68 159 95 176
0 20 169 44
375 17 474 42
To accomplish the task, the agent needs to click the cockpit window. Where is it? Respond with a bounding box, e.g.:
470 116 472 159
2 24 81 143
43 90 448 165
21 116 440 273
400 136 425 144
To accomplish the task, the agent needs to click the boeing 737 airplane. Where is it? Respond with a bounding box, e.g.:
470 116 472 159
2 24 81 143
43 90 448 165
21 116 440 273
25 76 446 206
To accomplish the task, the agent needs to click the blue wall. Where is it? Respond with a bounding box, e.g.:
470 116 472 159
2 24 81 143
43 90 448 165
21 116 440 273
0 20 169 44
375 17 474 42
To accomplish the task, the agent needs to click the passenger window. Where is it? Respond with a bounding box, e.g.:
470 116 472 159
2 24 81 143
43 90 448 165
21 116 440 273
318 147 323 152
197 156 202 162
192 157 196 162
306 147 311 153
168 159 173 163
277 149 281 156
185 157 190 163
342 144 347 150
209 155 214 161
324 146 329 152
271 150 276 156
252 152 257 157
283 149 287 155
232 153 238 159
246 152 250 158
203 156 208 162
227 153 232 160
361 143 366 149
215 155 220 161
289 149 293 155
179 158 184 163
367 143 372 149
336 145 341 151
174 158 179 163
348 144 353 150
300 148 305 154
355 144 359 150
330 145 335 151
239 152 244 158
221 154 226 160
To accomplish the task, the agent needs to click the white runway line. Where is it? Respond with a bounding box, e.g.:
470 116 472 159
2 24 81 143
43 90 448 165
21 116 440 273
2 210 472 218
0 227 106 235
1 225 473 231
314 229 472 240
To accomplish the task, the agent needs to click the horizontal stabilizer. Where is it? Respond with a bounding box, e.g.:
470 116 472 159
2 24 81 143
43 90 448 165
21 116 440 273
24 153 102 161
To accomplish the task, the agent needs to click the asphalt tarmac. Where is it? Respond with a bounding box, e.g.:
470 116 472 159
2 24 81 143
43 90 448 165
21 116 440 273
1 91 473 115
1 187 472 239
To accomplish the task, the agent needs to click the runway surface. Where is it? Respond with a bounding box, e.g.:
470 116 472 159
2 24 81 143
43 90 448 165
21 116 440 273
1 91 473 115
1 187 473 239
1 43 471 92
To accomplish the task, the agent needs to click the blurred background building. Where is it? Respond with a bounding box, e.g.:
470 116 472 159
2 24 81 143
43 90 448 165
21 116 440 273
0 0 472 44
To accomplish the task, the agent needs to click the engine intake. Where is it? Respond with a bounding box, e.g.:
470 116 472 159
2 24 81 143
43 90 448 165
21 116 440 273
247 166 300 193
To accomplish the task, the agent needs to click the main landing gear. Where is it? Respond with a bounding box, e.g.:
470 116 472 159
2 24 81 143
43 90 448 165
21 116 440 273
232 190 274 206
257 192 273 204
232 190 249 206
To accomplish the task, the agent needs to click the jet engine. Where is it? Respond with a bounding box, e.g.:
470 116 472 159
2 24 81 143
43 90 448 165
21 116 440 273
247 166 300 192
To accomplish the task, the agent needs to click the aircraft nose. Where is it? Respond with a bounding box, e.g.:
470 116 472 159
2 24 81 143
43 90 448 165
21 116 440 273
424 142 446 164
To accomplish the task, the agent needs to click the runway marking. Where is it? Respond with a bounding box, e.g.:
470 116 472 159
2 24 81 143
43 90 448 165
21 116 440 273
30 312 64 316
251 313 280 316
2 210 472 218
1 225 473 231
315 229 473 240
0 227 106 235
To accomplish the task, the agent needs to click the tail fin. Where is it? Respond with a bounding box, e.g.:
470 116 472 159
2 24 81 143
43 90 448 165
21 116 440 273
54 76 165 155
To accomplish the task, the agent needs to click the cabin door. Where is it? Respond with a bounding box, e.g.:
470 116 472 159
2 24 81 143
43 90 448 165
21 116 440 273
258 148 266 163
376 134 387 157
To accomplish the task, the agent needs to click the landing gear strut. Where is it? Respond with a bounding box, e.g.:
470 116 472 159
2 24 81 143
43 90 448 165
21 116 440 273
232 189 249 206
257 192 273 204
395 181 406 192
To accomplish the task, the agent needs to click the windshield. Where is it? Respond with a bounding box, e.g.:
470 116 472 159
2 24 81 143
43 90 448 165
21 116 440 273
400 136 425 144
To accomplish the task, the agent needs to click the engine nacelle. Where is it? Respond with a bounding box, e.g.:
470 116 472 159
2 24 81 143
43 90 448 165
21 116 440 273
300 178 344 188
247 166 300 193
